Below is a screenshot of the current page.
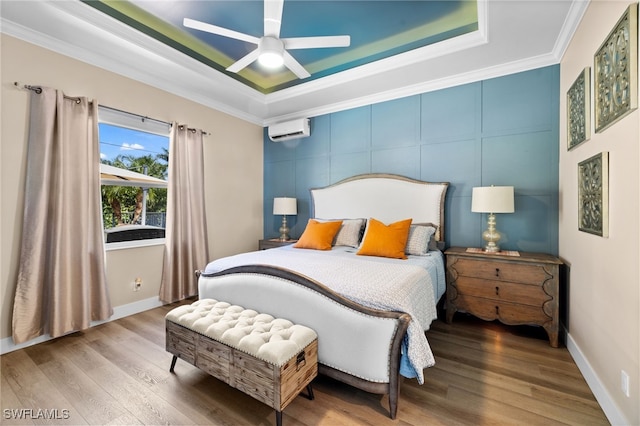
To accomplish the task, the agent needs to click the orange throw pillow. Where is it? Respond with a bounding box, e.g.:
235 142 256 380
294 219 343 250
357 218 412 259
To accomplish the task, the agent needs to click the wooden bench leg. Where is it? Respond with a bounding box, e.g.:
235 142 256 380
275 410 282 426
169 355 178 373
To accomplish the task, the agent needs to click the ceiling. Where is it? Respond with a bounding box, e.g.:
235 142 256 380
82 1 479 94
1 1 587 126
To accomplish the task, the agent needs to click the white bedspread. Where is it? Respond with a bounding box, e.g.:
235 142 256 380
203 245 442 383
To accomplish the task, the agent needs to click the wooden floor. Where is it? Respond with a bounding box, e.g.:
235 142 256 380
1 300 609 425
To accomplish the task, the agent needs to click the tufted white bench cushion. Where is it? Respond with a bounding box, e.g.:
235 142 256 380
165 299 318 426
165 298 317 367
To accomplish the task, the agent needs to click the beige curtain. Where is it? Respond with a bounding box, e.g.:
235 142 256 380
159 124 209 303
12 87 113 344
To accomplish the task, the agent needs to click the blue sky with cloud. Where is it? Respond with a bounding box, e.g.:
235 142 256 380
99 123 169 164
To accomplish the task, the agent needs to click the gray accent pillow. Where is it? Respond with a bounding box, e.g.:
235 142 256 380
405 224 436 255
316 218 366 248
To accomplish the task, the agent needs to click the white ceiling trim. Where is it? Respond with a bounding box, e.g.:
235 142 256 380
550 0 590 61
1 0 588 127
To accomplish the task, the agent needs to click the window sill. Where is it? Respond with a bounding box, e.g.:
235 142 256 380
105 238 165 251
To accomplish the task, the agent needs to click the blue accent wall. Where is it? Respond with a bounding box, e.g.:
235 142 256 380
264 65 560 255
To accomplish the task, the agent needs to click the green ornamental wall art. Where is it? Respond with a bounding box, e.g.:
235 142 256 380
594 4 638 133
578 152 609 237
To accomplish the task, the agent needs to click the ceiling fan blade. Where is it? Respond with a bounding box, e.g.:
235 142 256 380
264 0 284 38
282 51 310 79
226 49 261 73
283 35 351 50
183 18 259 45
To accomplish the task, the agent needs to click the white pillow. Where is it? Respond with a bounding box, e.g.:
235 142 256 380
316 218 365 248
405 224 436 256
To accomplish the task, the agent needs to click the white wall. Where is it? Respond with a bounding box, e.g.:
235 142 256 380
0 34 264 343
559 1 639 424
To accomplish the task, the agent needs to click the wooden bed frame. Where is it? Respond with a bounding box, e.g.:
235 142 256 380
198 174 449 419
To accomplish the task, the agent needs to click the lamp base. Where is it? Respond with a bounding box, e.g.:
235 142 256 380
278 215 290 241
483 242 501 253
482 213 502 253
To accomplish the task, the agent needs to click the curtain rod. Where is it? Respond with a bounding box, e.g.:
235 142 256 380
14 82 210 135
14 81 42 94
14 81 85 104
101 106 210 135
99 104 171 128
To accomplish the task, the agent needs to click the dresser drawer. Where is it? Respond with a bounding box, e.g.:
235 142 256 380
196 334 232 382
454 276 550 307
451 257 551 284
455 295 551 325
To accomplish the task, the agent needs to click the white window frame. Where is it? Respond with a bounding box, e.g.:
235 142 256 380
99 106 171 250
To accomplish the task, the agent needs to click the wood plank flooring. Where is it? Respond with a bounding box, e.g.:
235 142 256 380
1 300 609 425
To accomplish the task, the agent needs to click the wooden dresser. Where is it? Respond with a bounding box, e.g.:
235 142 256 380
445 247 562 347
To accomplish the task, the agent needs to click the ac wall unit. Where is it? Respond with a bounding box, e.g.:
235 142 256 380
268 118 310 142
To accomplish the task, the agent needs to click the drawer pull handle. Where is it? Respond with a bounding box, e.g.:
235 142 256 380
495 286 499 296
296 351 306 370
495 306 500 315
495 268 500 277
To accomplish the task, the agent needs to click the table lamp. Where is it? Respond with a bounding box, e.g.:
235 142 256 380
471 186 514 252
273 197 297 241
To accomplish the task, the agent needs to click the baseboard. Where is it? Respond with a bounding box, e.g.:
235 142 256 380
566 332 630 425
0 296 165 355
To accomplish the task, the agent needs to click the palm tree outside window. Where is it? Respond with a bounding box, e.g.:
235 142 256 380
98 108 170 244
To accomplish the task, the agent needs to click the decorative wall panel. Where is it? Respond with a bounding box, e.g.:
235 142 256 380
371 96 420 148
482 67 555 134
594 4 638 133
578 152 609 237
567 67 591 150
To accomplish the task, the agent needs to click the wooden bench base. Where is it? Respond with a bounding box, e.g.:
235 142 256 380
166 320 318 425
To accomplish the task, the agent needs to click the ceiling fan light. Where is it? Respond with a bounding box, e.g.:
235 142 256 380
258 51 284 68
258 36 285 68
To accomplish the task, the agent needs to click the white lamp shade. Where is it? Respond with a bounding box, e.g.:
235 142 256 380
273 197 297 215
471 186 514 213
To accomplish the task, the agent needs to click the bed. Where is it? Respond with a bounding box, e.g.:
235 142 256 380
198 173 449 418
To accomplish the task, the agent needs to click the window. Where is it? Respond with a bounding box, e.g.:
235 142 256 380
98 107 170 247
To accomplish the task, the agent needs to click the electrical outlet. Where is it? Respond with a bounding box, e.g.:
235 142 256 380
133 278 142 292
621 370 630 397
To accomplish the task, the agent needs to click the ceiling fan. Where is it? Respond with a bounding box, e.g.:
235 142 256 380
183 0 350 79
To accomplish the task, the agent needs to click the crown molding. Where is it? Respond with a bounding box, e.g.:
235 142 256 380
2 0 585 126
551 0 590 61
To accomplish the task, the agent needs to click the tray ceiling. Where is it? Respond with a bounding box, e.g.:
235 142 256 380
1 1 587 125
83 0 479 94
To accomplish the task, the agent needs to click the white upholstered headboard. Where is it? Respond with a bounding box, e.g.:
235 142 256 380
310 174 449 244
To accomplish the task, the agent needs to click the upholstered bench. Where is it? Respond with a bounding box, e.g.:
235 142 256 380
165 299 318 426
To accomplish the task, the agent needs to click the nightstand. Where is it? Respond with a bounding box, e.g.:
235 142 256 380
445 247 562 347
258 239 298 250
